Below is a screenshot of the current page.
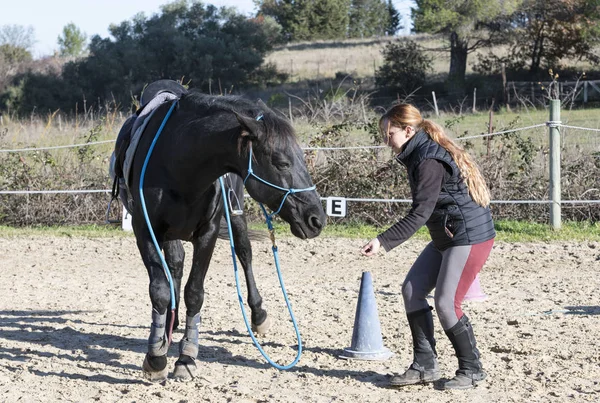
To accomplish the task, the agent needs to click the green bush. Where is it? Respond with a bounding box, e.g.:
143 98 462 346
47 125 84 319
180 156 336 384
375 39 432 93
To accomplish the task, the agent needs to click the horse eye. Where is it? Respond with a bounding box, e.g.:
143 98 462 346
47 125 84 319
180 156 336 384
274 159 291 170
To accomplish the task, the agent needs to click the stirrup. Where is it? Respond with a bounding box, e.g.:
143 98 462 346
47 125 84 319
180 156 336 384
227 187 243 216
105 176 121 224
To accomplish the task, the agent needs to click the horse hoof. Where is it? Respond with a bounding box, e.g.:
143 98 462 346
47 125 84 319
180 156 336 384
142 354 169 382
251 315 272 336
173 355 197 380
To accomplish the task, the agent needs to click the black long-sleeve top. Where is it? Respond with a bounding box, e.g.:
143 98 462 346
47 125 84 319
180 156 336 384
377 159 448 252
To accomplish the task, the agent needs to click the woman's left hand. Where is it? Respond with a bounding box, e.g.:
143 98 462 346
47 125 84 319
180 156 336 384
361 238 381 257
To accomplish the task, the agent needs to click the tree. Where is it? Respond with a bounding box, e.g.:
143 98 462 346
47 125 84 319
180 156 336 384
254 0 305 41
510 0 600 76
0 24 35 51
308 0 350 40
3 1 283 114
256 0 351 41
0 25 34 95
473 0 600 78
348 0 389 38
412 0 520 93
375 39 432 92
386 0 402 36
57 23 87 57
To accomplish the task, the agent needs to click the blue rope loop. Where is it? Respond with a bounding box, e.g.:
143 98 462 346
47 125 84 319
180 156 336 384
219 177 301 370
139 100 179 311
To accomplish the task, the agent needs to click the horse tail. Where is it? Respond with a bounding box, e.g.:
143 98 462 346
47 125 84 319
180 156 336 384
217 216 268 241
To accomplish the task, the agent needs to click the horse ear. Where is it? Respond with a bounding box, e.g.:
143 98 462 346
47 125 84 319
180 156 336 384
257 99 268 109
234 112 263 140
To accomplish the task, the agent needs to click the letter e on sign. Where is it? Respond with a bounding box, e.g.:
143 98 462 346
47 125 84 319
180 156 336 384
326 197 346 217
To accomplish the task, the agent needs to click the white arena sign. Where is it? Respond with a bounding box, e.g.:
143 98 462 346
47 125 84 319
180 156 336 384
326 197 347 217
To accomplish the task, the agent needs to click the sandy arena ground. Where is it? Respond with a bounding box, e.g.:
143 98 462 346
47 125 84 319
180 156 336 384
0 234 598 402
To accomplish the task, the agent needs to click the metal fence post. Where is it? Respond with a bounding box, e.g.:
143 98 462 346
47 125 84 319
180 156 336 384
549 99 561 229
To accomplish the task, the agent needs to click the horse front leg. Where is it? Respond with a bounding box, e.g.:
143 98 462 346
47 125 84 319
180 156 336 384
172 217 220 380
231 214 271 335
164 240 185 331
134 232 172 382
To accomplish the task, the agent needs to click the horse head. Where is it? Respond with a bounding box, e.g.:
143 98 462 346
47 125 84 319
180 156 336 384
234 102 326 239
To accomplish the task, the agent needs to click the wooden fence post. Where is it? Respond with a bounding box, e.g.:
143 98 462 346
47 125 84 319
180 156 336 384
472 88 477 113
432 91 439 117
501 63 507 105
530 82 535 103
487 98 495 156
549 99 561 230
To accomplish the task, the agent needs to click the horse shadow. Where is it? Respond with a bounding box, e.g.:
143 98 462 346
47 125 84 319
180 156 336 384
0 309 157 384
0 310 391 386
200 328 392 386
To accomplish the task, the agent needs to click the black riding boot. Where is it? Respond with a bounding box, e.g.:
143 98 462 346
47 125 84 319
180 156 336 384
390 307 441 386
444 315 487 389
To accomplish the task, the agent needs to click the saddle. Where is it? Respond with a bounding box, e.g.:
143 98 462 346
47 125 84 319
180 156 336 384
109 80 187 215
113 80 188 181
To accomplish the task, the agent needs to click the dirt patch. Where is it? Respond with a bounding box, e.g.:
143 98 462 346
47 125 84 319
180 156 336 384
0 236 599 402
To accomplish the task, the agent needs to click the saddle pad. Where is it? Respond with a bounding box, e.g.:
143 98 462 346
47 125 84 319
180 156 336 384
123 92 179 189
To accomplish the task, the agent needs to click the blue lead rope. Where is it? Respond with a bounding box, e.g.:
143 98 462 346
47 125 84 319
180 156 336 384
139 100 179 314
139 106 309 369
219 177 302 370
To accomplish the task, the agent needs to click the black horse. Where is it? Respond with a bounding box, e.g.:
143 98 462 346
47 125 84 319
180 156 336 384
116 90 326 381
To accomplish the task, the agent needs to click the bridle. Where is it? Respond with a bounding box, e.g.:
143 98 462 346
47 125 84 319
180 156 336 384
243 143 316 219
242 115 316 220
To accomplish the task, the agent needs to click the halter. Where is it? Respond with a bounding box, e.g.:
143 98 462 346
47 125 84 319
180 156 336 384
242 116 316 221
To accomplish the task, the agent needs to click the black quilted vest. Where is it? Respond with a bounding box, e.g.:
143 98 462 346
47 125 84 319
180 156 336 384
396 130 495 250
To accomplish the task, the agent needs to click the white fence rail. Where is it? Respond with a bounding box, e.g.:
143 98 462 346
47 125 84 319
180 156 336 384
1 100 598 229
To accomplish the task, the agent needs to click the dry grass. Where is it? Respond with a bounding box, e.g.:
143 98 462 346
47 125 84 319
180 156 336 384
265 33 598 83
0 110 124 147
265 34 495 82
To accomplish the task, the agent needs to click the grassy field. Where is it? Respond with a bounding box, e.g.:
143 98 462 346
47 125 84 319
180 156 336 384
0 34 598 228
2 97 598 149
265 34 462 82
265 34 597 84
1 220 598 242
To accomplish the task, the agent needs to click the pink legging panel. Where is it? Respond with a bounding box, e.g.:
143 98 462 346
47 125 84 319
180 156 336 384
402 239 494 330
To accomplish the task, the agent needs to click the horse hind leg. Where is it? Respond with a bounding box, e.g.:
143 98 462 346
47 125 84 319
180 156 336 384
230 214 271 335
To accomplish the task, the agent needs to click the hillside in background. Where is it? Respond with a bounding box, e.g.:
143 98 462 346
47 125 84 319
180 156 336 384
265 34 449 82
254 33 600 113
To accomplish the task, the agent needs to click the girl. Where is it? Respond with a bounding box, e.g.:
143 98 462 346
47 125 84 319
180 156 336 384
361 104 495 390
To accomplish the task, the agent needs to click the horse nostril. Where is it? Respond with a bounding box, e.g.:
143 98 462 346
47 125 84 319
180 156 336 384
309 215 324 231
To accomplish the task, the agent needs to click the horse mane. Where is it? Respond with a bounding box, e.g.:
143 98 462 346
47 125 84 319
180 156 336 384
181 90 295 150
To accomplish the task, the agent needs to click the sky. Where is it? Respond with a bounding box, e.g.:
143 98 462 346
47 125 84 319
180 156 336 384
0 0 414 58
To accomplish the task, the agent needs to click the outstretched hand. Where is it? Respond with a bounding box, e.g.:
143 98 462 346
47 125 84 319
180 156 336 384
361 238 381 257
